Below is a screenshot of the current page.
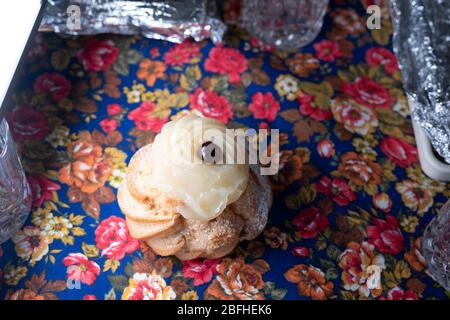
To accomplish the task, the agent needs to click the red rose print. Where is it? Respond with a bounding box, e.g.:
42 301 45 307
291 246 310 257
298 93 332 121
379 287 418 300
178 41 201 58
317 139 335 158
6 106 49 143
95 216 140 260
33 73 71 102
190 88 233 123
27 175 61 208
150 47 160 58
164 46 191 66
342 76 394 109
314 40 342 62
128 101 167 132
372 192 392 212
100 118 119 133
128 101 154 119
205 46 248 83
365 47 398 74
380 137 418 168
78 39 119 72
367 215 404 255
63 253 100 285
182 258 219 286
292 207 329 239
134 116 166 133
164 41 200 66
107 104 123 116
248 92 280 122
315 176 356 206
259 122 269 129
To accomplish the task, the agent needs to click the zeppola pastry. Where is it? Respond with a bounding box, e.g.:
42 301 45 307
118 115 272 259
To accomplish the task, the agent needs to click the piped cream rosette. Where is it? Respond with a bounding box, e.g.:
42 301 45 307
142 115 249 221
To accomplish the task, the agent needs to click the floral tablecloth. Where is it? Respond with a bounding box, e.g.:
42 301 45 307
1 0 449 300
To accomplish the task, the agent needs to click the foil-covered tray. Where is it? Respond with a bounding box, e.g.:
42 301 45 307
39 0 226 44
390 0 450 164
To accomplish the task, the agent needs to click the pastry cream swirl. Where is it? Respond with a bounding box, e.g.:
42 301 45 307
146 115 249 221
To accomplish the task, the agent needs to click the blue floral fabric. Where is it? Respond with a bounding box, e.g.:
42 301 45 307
0 0 449 300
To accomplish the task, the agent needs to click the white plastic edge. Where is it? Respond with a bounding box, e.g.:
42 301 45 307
408 98 450 181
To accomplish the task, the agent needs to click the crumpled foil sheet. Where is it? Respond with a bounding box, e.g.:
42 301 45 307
39 0 226 44
389 0 450 164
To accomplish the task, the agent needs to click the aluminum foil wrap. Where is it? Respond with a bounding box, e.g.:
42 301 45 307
389 0 450 163
39 0 226 44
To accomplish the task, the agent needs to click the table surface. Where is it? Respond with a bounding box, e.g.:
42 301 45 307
1 0 449 300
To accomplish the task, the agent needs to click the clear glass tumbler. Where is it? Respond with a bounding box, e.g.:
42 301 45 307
241 0 329 51
422 199 450 291
0 119 31 244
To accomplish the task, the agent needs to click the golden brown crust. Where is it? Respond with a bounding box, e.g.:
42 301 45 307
118 143 272 260
125 216 179 240
126 144 153 201
231 165 272 240
118 181 178 222
145 223 186 256
181 208 245 257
